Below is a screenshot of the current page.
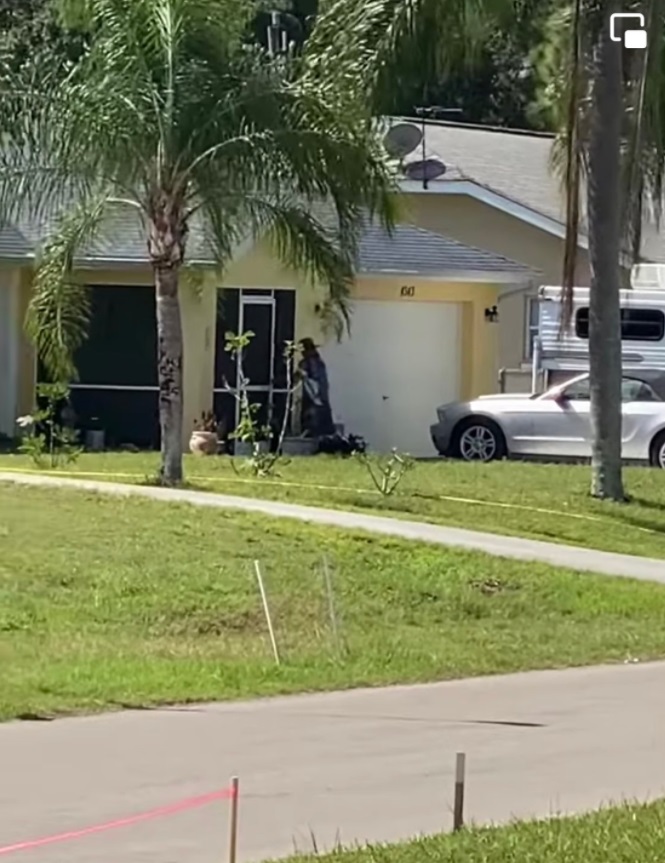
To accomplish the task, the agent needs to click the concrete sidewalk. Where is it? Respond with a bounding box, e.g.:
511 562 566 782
1 662 664 863
2 471 665 583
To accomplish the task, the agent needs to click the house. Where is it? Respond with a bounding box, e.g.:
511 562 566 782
392 117 665 377
0 214 532 456
1 118 656 456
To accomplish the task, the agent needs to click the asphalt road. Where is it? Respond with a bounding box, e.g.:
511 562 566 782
1 662 664 863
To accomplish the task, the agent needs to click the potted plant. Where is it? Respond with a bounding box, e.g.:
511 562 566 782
84 415 105 452
232 402 270 456
189 411 219 456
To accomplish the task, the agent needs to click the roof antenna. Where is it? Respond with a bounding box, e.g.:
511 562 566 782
413 106 462 189
267 10 290 57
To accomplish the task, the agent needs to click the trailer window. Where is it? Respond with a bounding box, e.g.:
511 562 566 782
575 307 665 341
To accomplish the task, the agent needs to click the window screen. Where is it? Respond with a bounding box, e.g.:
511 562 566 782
575 306 665 341
75 285 157 386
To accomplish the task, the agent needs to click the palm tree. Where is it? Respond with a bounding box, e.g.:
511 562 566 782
0 0 396 484
308 0 517 114
582 0 624 500
555 0 665 500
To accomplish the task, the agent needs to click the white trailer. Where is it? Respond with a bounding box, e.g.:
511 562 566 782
534 265 665 388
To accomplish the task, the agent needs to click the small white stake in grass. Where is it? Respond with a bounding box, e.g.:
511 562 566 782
254 560 280 664
322 555 342 656
453 752 466 831
228 776 239 863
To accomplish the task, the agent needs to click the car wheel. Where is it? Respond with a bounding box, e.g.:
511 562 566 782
453 418 506 463
650 431 665 469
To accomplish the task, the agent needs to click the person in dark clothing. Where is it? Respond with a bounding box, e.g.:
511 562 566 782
298 337 335 437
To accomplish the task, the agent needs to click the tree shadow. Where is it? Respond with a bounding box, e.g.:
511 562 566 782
629 496 665 514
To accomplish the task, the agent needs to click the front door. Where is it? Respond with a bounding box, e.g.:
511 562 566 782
213 289 295 447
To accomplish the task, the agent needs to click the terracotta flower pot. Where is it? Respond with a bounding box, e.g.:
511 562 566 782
189 430 218 456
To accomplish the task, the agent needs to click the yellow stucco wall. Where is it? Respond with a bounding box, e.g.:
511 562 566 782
17 267 36 417
221 239 326 345
399 194 590 370
221 242 501 397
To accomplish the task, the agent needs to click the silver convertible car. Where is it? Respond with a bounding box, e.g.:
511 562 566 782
430 373 665 467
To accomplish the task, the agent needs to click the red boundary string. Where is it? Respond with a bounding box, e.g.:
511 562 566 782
0 786 236 856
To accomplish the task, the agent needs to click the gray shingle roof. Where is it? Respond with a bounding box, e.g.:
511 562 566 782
393 117 665 263
0 200 533 278
399 120 564 218
10 205 218 264
0 224 32 259
358 223 532 275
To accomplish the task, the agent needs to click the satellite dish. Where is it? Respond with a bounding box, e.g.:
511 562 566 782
383 123 423 159
404 158 447 182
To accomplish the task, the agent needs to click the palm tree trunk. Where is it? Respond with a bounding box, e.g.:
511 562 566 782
586 0 625 501
149 195 187 486
154 262 184 484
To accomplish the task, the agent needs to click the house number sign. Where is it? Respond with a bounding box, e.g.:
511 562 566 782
400 285 415 297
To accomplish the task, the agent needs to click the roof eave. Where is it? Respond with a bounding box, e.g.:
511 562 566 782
397 178 589 252
357 267 535 284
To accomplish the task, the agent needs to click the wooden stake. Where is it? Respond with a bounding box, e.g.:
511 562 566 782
322 555 342 656
453 752 466 831
228 776 239 863
254 560 280 664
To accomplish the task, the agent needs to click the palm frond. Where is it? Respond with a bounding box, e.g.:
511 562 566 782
560 0 584 332
623 0 665 261
180 43 397 310
9 0 397 337
26 192 120 381
306 0 516 110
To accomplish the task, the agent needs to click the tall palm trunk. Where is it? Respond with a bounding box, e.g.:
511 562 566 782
586 0 625 501
149 193 187 485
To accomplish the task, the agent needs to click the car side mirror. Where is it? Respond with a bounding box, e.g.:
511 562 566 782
553 391 569 406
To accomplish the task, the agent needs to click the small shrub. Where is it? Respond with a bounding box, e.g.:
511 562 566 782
356 448 415 496
16 382 82 469
224 331 301 477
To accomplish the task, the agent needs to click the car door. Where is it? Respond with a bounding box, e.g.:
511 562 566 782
524 376 593 458
620 378 665 460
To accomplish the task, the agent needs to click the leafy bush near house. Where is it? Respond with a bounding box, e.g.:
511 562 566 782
224 331 301 477
16 382 81 468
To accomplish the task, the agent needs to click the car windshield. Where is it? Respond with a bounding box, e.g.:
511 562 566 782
536 376 662 402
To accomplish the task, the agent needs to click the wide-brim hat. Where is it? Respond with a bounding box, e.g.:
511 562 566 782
299 337 319 350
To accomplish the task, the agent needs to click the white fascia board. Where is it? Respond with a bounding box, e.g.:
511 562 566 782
357 268 535 284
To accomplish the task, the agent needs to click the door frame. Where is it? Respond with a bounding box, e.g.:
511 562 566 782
213 287 296 435
237 292 276 428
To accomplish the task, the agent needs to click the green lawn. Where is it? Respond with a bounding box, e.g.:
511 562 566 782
3 452 665 558
3 482 665 722
283 801 665 863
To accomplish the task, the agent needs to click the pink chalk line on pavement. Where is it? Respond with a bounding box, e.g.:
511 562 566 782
0 786 236 856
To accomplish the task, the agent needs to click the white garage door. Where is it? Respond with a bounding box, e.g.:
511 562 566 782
321 300 461 456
